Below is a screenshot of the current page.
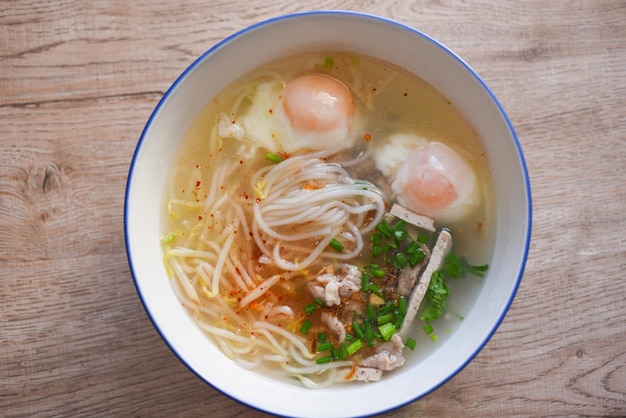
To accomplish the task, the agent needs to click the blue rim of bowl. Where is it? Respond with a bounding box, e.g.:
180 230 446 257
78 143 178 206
124 9 532 418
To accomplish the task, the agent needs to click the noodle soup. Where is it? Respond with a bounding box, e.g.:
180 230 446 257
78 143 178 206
161 51 494 387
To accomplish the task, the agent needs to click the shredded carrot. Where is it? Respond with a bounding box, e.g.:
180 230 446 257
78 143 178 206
304 183 324 190
344 361 359 380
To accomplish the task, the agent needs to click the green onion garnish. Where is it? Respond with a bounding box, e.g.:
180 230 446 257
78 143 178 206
398 296 407 316
317 332 327 343
340 343 348 360
324 57 334 68
346 339 363 355
371 268 385 278
394 252 409 268
370 233 382 245
408 250 426 267
378 303 396 315
265 152 282 164
317 342 333 352
406 241 420 254
366 304 376 322
405 337 417 350
314 297 325 306
431 334 439 342
300 319 312 334
377 313 393 325
352 322 364 339
361 272 370 291
316 356 331 364
304 303 316 315
394 229 408 242
424 324 434 335
329 238 344 252
364 321 374 346
417 233 429 244
375 221 393 238
378 322 397 341
368 282 383 297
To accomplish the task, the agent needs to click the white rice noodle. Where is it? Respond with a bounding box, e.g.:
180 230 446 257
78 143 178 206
252 321 313 359
239 273 283 308
251 156 387 270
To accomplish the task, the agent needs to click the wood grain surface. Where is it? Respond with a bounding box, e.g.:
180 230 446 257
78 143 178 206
1 1 625 416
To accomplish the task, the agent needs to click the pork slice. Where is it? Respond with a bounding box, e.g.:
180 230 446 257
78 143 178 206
339 367 383 382
308 265 362 307
399 229 452 336
397 243 431 297
359 333 405 371
321 311 346 343
338 265 361 297
390 203 436 232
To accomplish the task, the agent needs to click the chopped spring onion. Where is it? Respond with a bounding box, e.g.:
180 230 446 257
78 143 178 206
366 304 376 322
364 321 374 347
316 356 331 364
317 332 327 343
317 342 333 352
329 238 344 252
424 324 434 335
346 339 363 355
265 152 283 164
431 334 439 342
361 272 370 291
375 221 393 238
378 322 397 341
406 241 420 254
405 337 417 350
393 252 409 268
377 303 396 315
370 233 382 245
304 303 316 315
352 322 364 339
371 268 385 278
377 313 393 325
398 296 407 316
368 282 383 297
340 343 348 360
408 250 426 267
417 233 429 244
300 319 312 335
324 57 334 68
313 297 325 306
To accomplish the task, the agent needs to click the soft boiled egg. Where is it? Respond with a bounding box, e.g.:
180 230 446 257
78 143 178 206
391 141 480 223
242 74 356 154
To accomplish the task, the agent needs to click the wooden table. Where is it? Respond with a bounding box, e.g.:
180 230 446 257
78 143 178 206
2 1 624 416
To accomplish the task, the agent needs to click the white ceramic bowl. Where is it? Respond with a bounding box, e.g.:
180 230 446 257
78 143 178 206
125 11 531 417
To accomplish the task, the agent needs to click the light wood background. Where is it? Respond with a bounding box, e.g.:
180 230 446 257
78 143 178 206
2 1 624 417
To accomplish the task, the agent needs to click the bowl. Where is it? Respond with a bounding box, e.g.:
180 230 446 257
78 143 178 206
125 10 531 418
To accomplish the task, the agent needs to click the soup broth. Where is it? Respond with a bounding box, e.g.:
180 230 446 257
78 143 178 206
162 51 494 387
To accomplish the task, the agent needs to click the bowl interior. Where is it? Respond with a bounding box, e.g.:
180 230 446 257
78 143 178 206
125 11 531 418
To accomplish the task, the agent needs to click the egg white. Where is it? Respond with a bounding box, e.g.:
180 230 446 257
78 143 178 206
241 78 357 154
389 141 481 223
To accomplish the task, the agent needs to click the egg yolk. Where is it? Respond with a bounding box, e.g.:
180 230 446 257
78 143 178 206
282 74 354 137
392 142 478 222
405 168 457 212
